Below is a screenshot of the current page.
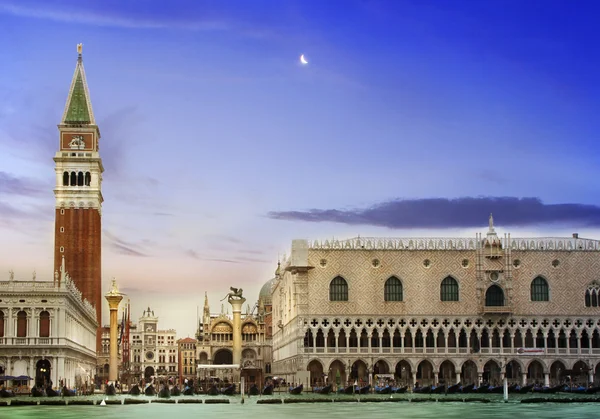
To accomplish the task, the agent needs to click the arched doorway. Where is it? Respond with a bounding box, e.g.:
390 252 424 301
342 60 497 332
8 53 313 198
439 360 456 385
506 360 522 384
373 359 390 375
395 360 412 387
198 352 209 364
329 360 346 388
214 349 233 365
350 360 368 385
572 361 589 386
550 361 566 386
36 359 51 387
485 285 505 306
307 360 324 386
144 366 155 380
416 360 434 386
461 360 477 385
527 360 544 385
483 360 501 386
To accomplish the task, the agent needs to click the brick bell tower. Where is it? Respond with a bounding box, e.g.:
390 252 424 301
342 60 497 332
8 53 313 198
53 44 104 350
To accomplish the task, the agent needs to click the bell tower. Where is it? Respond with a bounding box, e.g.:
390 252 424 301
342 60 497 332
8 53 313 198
53 44 104 350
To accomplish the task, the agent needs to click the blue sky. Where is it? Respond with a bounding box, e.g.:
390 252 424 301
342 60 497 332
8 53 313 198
1 0 600 337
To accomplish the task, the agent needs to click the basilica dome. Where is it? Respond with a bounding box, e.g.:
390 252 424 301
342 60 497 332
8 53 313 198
259 277 276 305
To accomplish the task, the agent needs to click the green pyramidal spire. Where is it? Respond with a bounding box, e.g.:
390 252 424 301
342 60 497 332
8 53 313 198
61 45 95 125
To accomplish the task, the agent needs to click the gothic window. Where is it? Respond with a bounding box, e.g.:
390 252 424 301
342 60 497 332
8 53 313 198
63 172 69 186
85 172 91 186
39 311 50 338
329 276 348 301
531 277 549 301
440 276 459 301
17 310 27 337
384 276 403 301
77 172 84 186
485 285 505 306
0 311 4 337
70 172 76 186
585 283 600 307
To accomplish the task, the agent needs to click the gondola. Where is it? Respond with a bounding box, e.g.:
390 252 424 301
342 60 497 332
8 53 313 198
517 384 534 394
586 386 600 394
536 385 562 394
262 384 273 395
432 385 446 394
46 387 59 397
446 383 461 394
375 385 392 394
158 386 171 398
221 384 236 395
314 384 332 395
144 385 156 396
171 386 181 396
475 384 490 393
393 386 408 394
460 384 475 393
358 384 371 394
0 389 15 398
413 385 432 394
342 385 355 395
507 384 518 393
248 384 260 395
488 385 503 394
128 385 141 395
105 384 116 396
61 386 75 397
183 386 194 396
31 387 45 397
289 384 303 395
206 385 220 396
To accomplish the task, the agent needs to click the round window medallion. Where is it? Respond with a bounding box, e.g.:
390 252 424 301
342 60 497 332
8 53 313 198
372 258 380 268
146 351 154 360
513 259 521 268
552 259 560 268
461 259 469 268
490 272 500 282
319 259 327 267
423 259 431 268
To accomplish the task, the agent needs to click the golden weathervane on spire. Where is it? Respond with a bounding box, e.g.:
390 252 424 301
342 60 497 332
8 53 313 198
77 43 83 55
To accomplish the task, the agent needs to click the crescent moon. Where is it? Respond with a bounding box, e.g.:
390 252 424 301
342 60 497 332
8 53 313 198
300 54 308 65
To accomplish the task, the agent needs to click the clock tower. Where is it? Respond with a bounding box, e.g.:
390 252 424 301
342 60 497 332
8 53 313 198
53 44 104 350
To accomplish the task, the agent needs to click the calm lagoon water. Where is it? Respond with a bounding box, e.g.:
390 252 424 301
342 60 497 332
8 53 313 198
3 395 600 419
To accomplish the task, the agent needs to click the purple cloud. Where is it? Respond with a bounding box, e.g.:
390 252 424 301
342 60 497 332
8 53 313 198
268 197 600 229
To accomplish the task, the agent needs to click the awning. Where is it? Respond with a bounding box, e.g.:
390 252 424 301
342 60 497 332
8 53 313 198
0 376 15 380
13 375 33 380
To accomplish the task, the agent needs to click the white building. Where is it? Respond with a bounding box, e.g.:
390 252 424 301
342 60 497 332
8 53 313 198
130 307 177 382
0 263 97 390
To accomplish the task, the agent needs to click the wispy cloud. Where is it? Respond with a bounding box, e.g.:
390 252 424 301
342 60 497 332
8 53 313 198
0 2 230 31
105 230 150 257
268 197 600 229
0 172 49 197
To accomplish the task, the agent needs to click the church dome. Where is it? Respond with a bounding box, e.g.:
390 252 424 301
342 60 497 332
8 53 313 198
259 277 276 305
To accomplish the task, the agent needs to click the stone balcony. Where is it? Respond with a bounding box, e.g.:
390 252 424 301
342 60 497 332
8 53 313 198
302 346 600 356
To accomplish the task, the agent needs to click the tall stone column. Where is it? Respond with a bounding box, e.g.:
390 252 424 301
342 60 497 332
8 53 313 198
105 279 123 383
228 292 246 383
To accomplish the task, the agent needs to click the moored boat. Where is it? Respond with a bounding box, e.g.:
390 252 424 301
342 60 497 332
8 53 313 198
31 387 45 397
222 384 236 395
413 385 432 394
105 384 116 396
158 386 171 398
183 386 194 396
375 385 392 394
460 384 475 393
475 384 490 393
207 385 220 395
393 386 408 394
171 386 181 396
289 384 303 395
144 385 156 396
248 384 260 395
314 384 332 395
517 384 534 394
46 387 59 397
0 389 15 398
262 384 273 395
446 383 461 394
432 385 446 394
128 385 141 395
358 384 371 394
61 386 75 397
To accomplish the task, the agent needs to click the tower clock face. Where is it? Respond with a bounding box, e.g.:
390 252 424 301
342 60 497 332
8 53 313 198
146 351 154 360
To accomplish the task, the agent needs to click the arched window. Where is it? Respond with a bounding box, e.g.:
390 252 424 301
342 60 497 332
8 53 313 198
85 172 91 186
440 277 459 301
0 311 4 338
17 310 27 337
585 283 600 307
77 172 84 186
485 285 505 306
70 172 76 186
329 276 348 301
63 172 69 186
531 277 549 301
39 311 50 338
384 276 403 301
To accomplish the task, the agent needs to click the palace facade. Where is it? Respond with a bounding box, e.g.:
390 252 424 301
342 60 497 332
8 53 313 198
272 217 600 389
195 290 273 385
0 264 97 390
